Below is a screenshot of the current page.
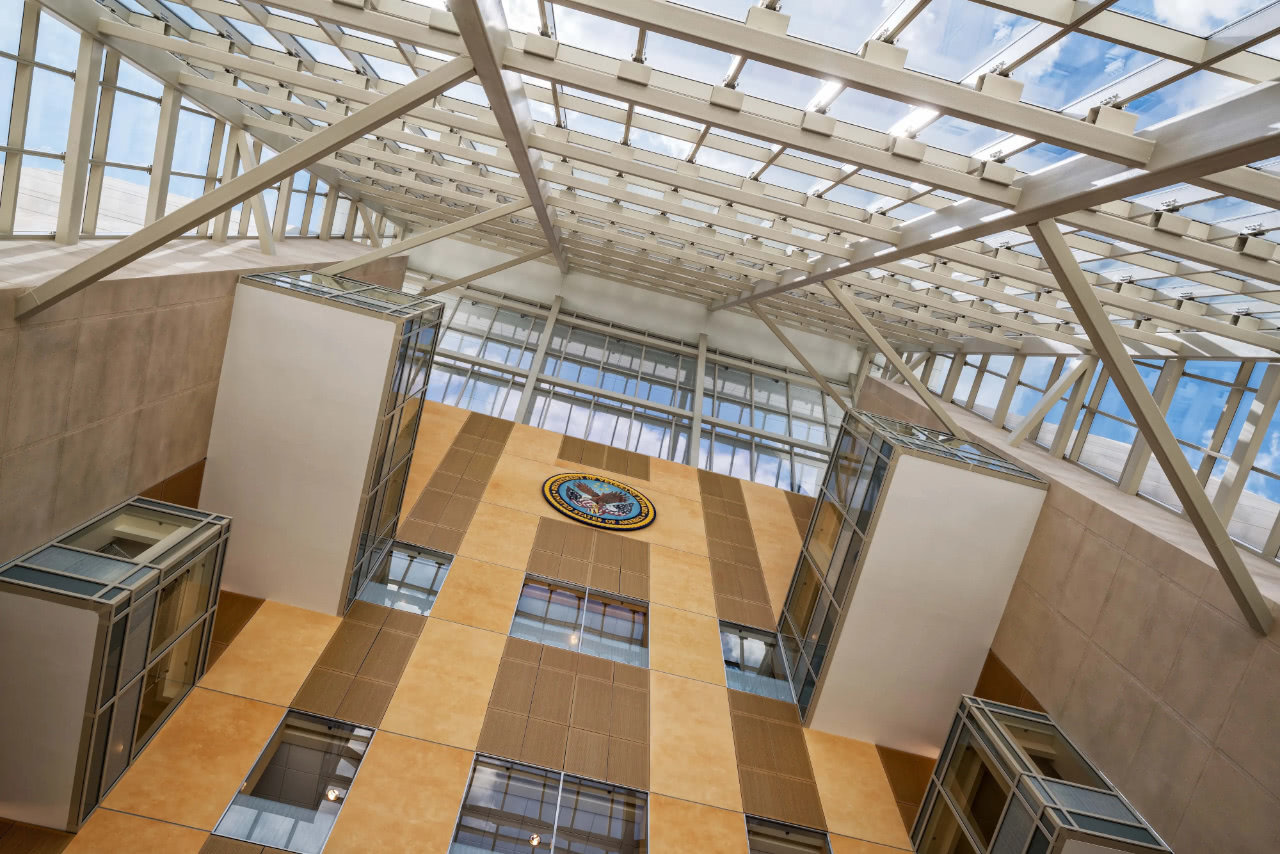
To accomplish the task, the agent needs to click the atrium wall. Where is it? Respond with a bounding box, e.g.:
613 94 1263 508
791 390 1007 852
410 237 862 382
860 376 1280 854
58 400 915 853
0 248 407 563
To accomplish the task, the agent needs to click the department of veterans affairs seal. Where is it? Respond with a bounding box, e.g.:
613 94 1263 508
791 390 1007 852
542 472 656 531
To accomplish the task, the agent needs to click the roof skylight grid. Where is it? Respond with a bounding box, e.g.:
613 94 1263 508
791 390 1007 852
2 0 1278 357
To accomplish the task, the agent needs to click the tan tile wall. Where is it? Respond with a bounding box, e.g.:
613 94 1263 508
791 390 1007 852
61 400 913 853
859 376 1280 854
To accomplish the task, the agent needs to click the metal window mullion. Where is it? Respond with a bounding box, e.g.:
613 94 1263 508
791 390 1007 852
272 173 293 241
196 118 225 239
992 354 1025 428
301 173 320 237
318 184 339 239
0 4 41 233
1066 365 1109 462
55 32 103 244
940 352 965 404
1214 361 1280 525
1117 359 1185 494
515 294 562 423
343 195 358 239
80 49 120 237
210 125 240 243
687 332 708 466
144 85 181 225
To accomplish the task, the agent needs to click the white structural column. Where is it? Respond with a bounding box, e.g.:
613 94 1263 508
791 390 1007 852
822 282 968 438
55 33 104 244
1214 363 1280 523
1117 359 1185 493
320 200 532 276
452 0 569 274
514 294 563 423
751 305 854 416
16 56 476 318
145 87 182 225
991 355 1025 429
420 247 552 296
1007 357 1096 447
1028 219 1273 635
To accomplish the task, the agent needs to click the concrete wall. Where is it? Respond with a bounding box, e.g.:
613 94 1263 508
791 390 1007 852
0 272 233 562
0 250 409 564
409 238 861 381
859 376 1280 854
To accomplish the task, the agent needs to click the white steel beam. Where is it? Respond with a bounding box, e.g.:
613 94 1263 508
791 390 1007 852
55 32 103 244
15 56 476 318
551 0 1154 164
451 0 569 273
688 332 709 465
713 79 1280 311
320 199 531 276
1029 218 1273 635
822 280 969 439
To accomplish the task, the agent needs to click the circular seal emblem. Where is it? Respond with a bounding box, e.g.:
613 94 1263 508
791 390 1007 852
542 472 656 531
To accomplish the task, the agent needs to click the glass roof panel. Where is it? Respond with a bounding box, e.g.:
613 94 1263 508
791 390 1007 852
565 110 625 142
630 127 694 159
758 165 821 194
823 183 881 209
1110 0 1274 37
915 115 1007 156
898 0 1040 81
445 80 490 107
1125 70 1251 130
1006 143 1078 174
161 1 215 32
366 54 416 84
297 35 356 71
1012 32 1160 110
233 20 287 53
501 0 541 32
734 60 824 110
1178 196 1272 225
552 6 639 61
645 32 734 85
666 0 754 20
782 0 882 54
695 143 763 177
824 87 915 133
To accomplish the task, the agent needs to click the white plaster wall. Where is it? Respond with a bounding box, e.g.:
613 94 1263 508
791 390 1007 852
408 238 861 380
0 592 99 829
807 453 1046 756
200 283 393 615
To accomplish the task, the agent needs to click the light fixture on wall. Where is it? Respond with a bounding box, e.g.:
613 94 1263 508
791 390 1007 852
326 787 342 802
529 833 541 846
